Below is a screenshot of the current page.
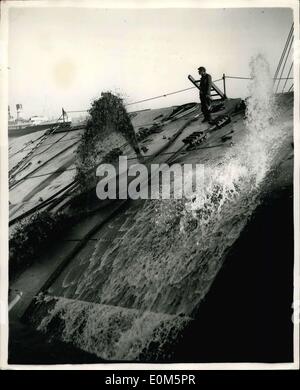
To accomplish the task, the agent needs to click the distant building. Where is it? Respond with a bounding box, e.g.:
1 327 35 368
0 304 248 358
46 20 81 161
8 105 13 120
16 104 23 122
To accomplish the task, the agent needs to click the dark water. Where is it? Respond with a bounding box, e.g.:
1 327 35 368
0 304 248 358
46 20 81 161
171 184 294 363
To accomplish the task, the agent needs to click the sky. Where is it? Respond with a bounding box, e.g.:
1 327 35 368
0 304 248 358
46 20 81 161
8 5 293 119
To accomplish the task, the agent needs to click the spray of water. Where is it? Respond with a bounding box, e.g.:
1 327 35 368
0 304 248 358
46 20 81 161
35 295 190 361
33 54 292 361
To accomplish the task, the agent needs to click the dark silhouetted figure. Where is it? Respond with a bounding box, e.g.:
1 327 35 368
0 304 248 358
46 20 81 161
198 66 212 122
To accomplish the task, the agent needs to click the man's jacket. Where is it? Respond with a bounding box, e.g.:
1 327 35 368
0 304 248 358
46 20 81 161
200 73 212 96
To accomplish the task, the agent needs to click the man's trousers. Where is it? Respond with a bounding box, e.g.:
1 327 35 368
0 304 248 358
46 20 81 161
200 93 211 120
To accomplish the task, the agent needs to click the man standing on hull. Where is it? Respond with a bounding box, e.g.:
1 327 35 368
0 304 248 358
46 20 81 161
198 66 212 123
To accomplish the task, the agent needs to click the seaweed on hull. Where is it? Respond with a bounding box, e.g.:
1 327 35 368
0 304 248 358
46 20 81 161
75 92 141 192
9 210 75 281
